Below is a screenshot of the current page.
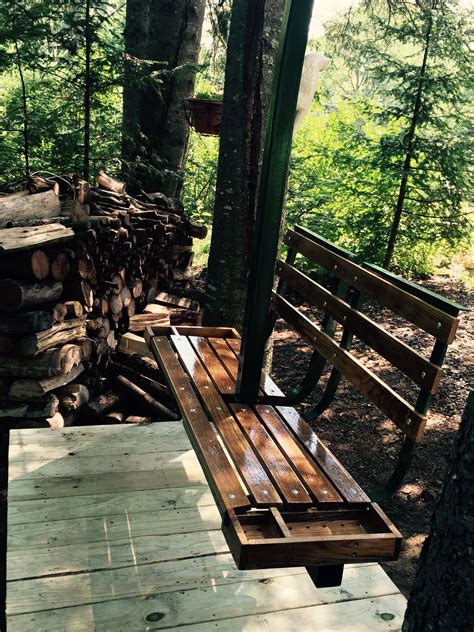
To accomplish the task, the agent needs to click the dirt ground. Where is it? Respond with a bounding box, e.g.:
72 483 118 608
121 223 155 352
271 274 473 598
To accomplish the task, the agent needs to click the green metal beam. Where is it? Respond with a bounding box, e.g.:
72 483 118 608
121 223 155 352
236 0 314 401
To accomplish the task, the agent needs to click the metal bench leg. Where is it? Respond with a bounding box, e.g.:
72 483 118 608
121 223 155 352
306 564 344 588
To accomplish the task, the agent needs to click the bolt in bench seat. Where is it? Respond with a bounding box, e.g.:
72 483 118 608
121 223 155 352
147 327 402 584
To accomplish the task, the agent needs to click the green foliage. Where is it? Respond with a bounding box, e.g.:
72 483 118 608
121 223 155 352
182 128 219 223
318 0 473 274
0 0 124 184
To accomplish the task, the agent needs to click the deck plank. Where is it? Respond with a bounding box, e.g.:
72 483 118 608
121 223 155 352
7 420 406 631
7 571 404 631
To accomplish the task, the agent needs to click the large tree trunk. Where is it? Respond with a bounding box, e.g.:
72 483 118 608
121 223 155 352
204 0 286 329
122 0 205 197
402 391 474 631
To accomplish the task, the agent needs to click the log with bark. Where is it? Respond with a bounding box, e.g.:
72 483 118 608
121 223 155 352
0 279 63 312
0 344 82 378
9 363 85 398
0 189 61 228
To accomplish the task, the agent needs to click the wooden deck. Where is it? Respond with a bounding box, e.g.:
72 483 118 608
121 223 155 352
7 422 406 631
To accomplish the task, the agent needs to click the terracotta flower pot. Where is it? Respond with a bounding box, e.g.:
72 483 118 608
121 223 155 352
186 98 223 136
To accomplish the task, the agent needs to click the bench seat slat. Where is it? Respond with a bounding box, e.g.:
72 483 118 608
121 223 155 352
276 259 442 393
209 335 363 505
255 406 343 504
276 406 370 503
229 404 313 505
171 335 283 507
150 336 250 514
285 229 459 344
272 292 426 442
193 338 312 505
208 337 283 398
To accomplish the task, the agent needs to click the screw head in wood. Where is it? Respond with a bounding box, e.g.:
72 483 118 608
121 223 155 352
291 489 299 495
228 493 235 499
216 406 222 411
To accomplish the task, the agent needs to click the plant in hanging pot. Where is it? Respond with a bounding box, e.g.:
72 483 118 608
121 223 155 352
186 89 223 136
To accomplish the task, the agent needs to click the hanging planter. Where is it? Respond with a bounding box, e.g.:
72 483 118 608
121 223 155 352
186 97 223 136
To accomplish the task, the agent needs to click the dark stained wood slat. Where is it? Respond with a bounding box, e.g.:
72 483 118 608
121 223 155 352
217 337 284 398
255 405 343 504
229 403 312 505
171 335 282 507
276 259 442 393
271 292 426 442
150 337 250 514
188 336 236 394
285 229 459 344
276 406 370 504
211 335 362 505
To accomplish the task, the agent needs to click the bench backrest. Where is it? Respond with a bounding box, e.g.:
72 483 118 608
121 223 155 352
271 226 465 442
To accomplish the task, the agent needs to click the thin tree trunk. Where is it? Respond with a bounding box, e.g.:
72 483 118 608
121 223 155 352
14 41 30 178
383 12 433 269
122 0 205 197
83 0 92 181
204 0 286 329
402 391 474 631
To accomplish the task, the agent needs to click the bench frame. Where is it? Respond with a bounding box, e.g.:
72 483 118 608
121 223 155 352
145 225 466 587
146 324 403 587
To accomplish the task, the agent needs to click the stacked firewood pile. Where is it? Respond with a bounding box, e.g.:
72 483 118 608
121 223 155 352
0 170 205 428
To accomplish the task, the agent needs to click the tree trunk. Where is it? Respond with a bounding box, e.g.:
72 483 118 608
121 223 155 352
402 392 474 631
14 40 30 178
383 12 432 269
122 0 205 197
83 0 92 182
204 0 286 329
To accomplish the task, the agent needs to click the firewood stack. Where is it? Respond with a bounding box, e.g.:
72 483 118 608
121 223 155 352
0 170 206 428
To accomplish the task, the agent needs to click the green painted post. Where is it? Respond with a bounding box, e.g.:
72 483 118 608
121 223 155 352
236 0 314 401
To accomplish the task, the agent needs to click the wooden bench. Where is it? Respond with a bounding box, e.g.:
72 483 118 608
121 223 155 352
145 226 466 587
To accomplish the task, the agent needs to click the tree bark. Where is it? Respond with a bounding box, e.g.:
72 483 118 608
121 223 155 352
83 0 92 181
402 392 474 631
383 12 432 269
14 40 30 178
204 0 286 329
122 0 206 196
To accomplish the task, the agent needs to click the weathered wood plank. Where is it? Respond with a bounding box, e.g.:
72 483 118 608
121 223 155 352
6 567 404 630
8 422 191 460
8 449 201 480
7 528 229 580
163 593 407 632
8 485 214 525
6 553 307 614
8 467 208 502
8 505 222 550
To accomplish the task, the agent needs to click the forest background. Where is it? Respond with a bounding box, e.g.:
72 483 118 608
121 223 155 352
0 0 472 278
